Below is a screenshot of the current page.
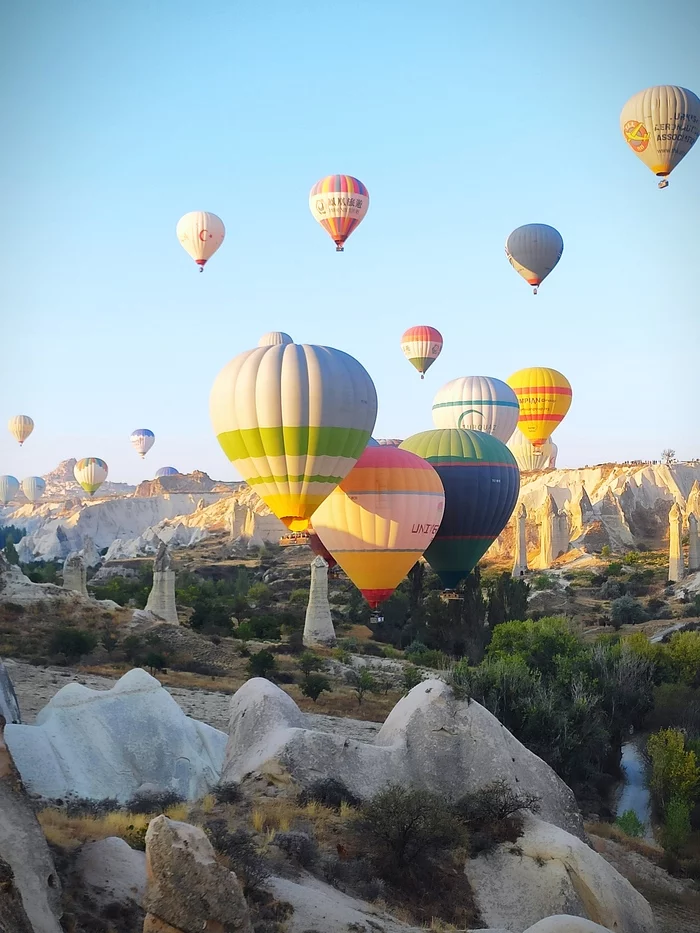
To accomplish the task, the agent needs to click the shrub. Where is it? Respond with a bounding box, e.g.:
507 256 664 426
606 561 623 577
647 728 699 812
348 668 377 705
247 649 277 679
275 830 318 867
65 797 120 817
205 820 270 891
287 629 304 653
142 651 167 673
402 664 424 693
298 652 324 676
247 582 273 608
600 580 624 600
615 809 645 837
48 628 98 662
126 789 185 814
531 574 556 591
272 670 295 684
173 658 226 677
456 779 540 856
213 782 241 805
601 545 611 558
662 794 691 854
288 588 309 607
299 778 361 810
300 673 331 702
611 596 648 627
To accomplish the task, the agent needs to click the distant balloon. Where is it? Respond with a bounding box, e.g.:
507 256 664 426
20 476 46 503
505 224 563 294
400 430 519 589
155 466 179 478
401 326 443 379
176 211 225 271
312 446 445 608
74 458 108 497
432 376 519 442
8 415 34 446
507 431 558 472
0 476 20 505
130 428 155 459
376 438 403 447
210 342 377 531
621 86 700 188
507 367 572 448
258 332 293 347
309 175 369 251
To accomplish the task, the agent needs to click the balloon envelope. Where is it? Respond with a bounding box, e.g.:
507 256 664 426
507 367 572 448
432 376 519 442
176 211 225 269
8 415 34 446
505 224 563 293
309 175 369 251
130 429 155 458
21 476 46 502
401 326 443 378
259 332 293 347
376 438 403 447
210 342 377 531
399 430 519 589
0 475 20 505
311 446 445 607
307 527 337 570
155 467 179 478
507 431 558 472
621 86 700 186
74 458 108 496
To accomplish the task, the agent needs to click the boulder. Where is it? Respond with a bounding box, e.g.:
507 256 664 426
5 668 226 802
222 679 583 838
0 854 34 933
465 814 655 933
143 815 252 933
75 836 146 908
524 920 621 933
0 659 20 725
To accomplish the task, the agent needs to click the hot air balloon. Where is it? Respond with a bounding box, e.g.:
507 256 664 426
309 175 369 251
621 86 700 188
259 332 293 347
507 367 572 448
505 225 563 294
130 428 155 458
8 415 34 446
366 437 380 447
0 476 19 505
377 438 403 447
210 342 377 531
432 376 519 442
311 446 445 607
507 431 558 472
74 458 108 496
307 526 338 570
176 211 225 271
401 326 443 379
155 466 179 478
21 476 46 503
399 430 519 589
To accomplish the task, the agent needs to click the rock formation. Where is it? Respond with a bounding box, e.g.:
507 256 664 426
688 512 699 573
512 503 528 577
145 541 178 623
303 556 336 647
0 854 34 933
0 660 20 725
5 668 226 802
143 815 252 933
62 551 88 597
222 678 584 838
536 494 570 569
76 836 146 910
80 534 101 568
668 501 684 582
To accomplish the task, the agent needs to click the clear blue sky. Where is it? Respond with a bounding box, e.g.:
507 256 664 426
2 0 698 486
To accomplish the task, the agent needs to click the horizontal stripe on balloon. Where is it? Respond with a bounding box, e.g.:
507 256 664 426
432 399 519 409
512 386 572 395
217 426 369 460
327 547 428 554
340 488 444 497
247 474 345 485
519 414 564 421
423 460 520 468
435 534 494 540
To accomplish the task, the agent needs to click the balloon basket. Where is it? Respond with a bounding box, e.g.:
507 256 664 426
441 591 463 603
658 179 669 189
369 611 385 625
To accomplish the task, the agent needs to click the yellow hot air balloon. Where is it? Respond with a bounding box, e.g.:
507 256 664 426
74 458 109 496
210 342 377 531
8 415 34 446
620 86 700 188
176 211 225 270
311 446 445 608
506 367 572 448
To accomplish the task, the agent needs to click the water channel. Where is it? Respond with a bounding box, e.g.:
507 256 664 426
614 736 656 841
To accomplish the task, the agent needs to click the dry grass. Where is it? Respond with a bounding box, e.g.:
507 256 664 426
284 681 399 721
586 821 663 859
38 803 189 851
246 795 357 846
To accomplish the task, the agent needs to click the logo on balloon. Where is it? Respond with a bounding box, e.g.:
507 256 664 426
624 120 650 152
198 229 210 241
316 199 326 214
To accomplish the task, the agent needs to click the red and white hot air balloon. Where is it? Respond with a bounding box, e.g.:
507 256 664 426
177 211 225 271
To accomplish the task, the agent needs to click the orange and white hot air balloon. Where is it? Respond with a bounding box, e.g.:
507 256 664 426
176 211 225 271
400 326 443 379
8 415 34 446
309 175 369 251
506 367 572 448
311 446 445 609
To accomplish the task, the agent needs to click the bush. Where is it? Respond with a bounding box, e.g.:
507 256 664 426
142 651 167 673
348 668 377 705
300 673 331 702
531 574 556 591
247 582 273 608
615 809 645 837
247 649 277 679
299 778 361 810
126 789 185 814
600 580 624 600
662 794 691 854
288 588 309 607
173 658 226 677
287 629 304 653
298 651 324 676
205 820 270 891
65 796 120 817
647 728 699 813
606 562 623 577
213 782 241 805
275 830 317 866
48 628 98 662
456 779 540 856
402 664 424 693
611 596 649 627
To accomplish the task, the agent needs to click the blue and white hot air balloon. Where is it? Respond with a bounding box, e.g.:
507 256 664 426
0 476 20 505
155 466 179 478
130 428 155 459
21 476 46 503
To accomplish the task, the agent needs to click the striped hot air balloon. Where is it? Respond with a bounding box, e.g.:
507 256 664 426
8 415 34 446
210 342 377 531
155 467 179 478
507 431 558 472
400 430 519 589
307 526 338 570
432 376 519 442
311 446 445 608
74 458 108 496
130 428 155 458
21 476 46 503
258 332 293 347
401 326 443 379
0 476 20 505
507 367 572 448
505 224 563 294
309 175 369 251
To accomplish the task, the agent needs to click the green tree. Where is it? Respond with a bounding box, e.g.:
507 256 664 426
235 568 250 597
4 539 19 565
247 582 273 608
350 668 377 705
601 545 611 558
143 651 167 673
610 595 648 627
662 794 691 854
246 649 277 680
487 617 582 676
49 628 98 661
615 809 645 837
298 651 324 676
664 631 700 686
647 728 700 813
300 673 331 703
402 664 424 694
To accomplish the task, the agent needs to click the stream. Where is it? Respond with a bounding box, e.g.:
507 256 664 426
614 736 655 841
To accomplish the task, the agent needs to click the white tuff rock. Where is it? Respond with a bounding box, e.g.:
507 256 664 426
62 551 88 597
513 502 528 577
0 660 20 725
303 556 336 647
668 501 684 582
145 541 178 623
76 837 146 908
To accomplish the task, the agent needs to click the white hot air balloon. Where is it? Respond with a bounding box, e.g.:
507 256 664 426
176 211 225 271
8 415 34 446
21 476 46 503
258 332 293 347
621 86 700 188
0 475 20 505
130 428 155 458
505 224 563 294
74 458 109 496
507 430 557 472
432 376 520 442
